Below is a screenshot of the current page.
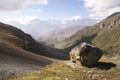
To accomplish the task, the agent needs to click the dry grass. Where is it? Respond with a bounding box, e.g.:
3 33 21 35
8 56 120 80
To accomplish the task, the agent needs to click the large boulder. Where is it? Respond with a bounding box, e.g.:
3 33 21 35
69 42 102 66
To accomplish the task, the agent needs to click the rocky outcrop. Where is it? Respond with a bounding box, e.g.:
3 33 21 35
99 16 120 30
69 42 102 66
100 23 105 28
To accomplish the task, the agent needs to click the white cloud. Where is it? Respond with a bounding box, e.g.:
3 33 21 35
60 16 82 25
29 0 48 4
64 16 81 21
0 0 48 11
61 21 67 24
57 16 95 26
83 0 120 20
6 16 37 24
29 9 41 12
90 7 120 20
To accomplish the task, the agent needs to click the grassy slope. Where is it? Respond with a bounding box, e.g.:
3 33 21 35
0 22 56 80
9 56 120 80
55 12 120 56
0 43 53 64
5 12 120 80
0 22 67 59
92 27 120 53
0 22 38 51
0 22 56 64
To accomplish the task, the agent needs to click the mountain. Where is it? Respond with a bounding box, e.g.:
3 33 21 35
5 12 120 80
25 19 59 38
55 12 120 56
0 22 37 52
38 18 95 45
39 26 83 45
7 18 95 40
0 22 60 79
0 21 67 60
7 19 59 39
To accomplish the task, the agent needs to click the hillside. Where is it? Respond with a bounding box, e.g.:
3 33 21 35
0 22 67 59
0 22 58 79
0 53 48 79
6 12 120 80
0 22 39 52
55 12 120 56
39 26 84 45
38 18 95 46
8 56 120 80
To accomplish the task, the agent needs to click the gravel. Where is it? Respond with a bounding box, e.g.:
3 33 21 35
0 53 46 79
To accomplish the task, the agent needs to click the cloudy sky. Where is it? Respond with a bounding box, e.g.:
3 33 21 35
0 0 120 38
0 0 119 23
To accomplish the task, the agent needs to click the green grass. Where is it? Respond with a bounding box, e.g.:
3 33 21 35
55 12 120 57
92 27 120 54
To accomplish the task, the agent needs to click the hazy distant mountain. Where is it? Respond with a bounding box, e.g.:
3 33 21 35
8 18 95 40
38 18 95 45
25 19 59 38
8 19 59 39
39 26 84 44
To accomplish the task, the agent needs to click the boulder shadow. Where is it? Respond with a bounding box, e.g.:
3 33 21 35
88 62 116 70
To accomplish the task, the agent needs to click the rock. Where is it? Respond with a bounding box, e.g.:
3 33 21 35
100 23 105 28
66 61 83 68
69 42 102 66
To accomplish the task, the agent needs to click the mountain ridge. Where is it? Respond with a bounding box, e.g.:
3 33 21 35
0 21 67 59
55 12 120 56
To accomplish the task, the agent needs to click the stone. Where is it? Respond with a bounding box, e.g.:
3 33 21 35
69 42 103 66
108 25 112 30
100 23 105 28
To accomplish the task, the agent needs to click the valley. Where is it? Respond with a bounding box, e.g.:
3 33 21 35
0 11 120 80
0 0 120 80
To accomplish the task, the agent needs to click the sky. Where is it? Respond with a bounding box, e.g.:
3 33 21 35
0 0 119 24
0 0 120 38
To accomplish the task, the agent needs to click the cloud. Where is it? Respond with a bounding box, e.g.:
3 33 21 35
0 0 48 11
29 9 41 12
83 0 120 20
6 16 37 24
29 0 48 4
59 16 82 25
57 16 95 26
64 16 81 21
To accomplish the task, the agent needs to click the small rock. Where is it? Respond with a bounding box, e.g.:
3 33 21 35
83 70 87 73
92 74 99 80
87 75 92 78
65 78 69 80
87 70 92 73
